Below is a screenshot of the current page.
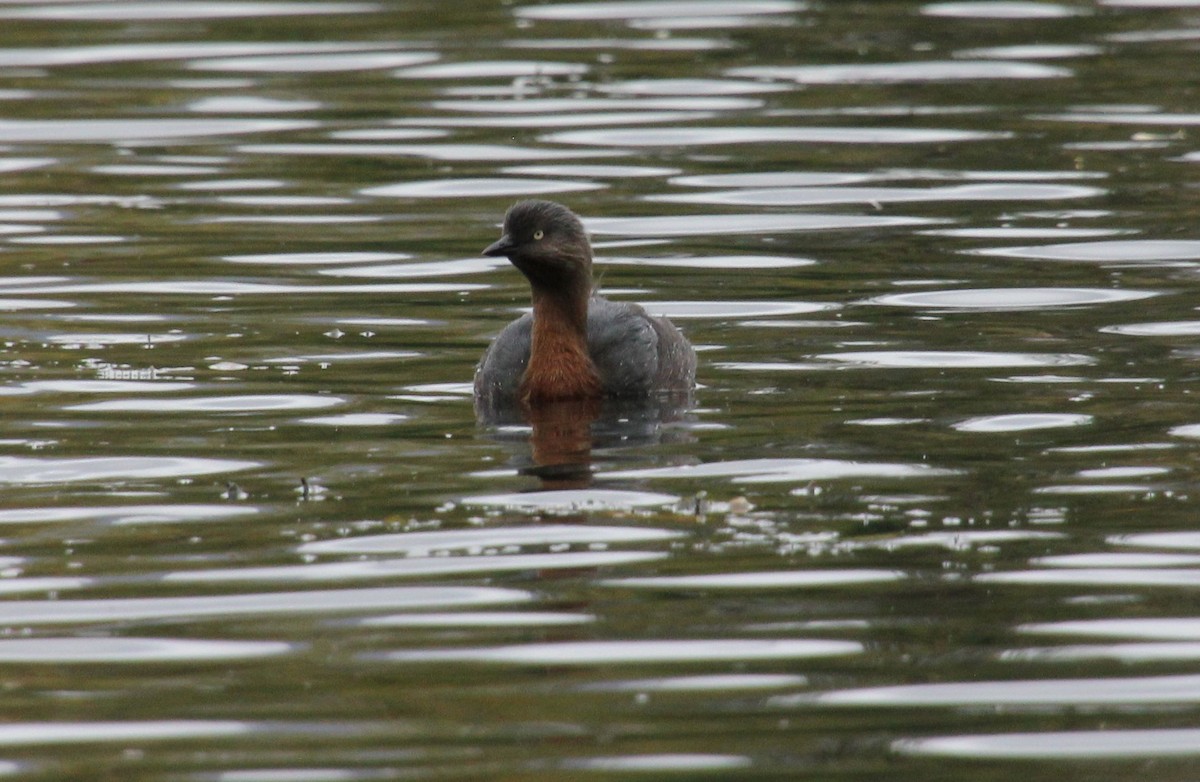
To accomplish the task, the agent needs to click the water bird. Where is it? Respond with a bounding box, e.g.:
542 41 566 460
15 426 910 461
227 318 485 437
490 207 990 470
474 200 696 410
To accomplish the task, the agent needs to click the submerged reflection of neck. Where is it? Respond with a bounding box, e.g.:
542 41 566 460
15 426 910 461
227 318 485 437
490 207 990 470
522 397 602 490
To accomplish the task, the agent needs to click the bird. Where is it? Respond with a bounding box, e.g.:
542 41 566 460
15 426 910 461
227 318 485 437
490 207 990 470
474 199 696 411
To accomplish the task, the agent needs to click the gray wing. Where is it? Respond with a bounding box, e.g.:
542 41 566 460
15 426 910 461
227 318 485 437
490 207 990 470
587 296 695 397
474 313 531 406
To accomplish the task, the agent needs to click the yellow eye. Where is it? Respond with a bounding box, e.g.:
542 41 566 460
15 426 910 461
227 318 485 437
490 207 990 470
533 229 544 240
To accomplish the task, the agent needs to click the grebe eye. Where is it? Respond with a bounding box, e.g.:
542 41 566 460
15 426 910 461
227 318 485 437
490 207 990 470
533 229 544 240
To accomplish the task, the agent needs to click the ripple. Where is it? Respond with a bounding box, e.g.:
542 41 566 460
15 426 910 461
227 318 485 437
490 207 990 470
1104 320 1200 336
605 255 816 269
381 638 862 665
1020 617 1200 640
1110 531 1200 550
361 177 602 198
0 504 256 525
190 51 437 73
0 456 255 484
0 297 74 310
223 251 409 265
360 611 594 628
604 569 904 589
0 118 314 143
597 78 792 95
563 755 753 772
977 568 1200 586
437 97 756 113
0 586 529 625
0 2 375 21
24 380 194 393
641 300 833 319
187 96 319 113
730 60 1069 83
240 142 625 162
972 239 1200 263
68 394 342 413
547 126 1009 146
299 523 683 555
897 728 1200 760
395 60 589 79
586 213 939 237
957 44 1103 58
48 331 185 347
300 413 409 427
954 413 1094 432
1038 110 1200 125
867 287 1155 310
515 1 804 20
921 226 1124 238
166 550 667 584
391 110 715 129
0 720 249 746
0 637 292 663
923 1 1086 17
504 164 680 178
602 457 954 483
653 183 1104 206
1001 642 1200 663
460 489 680 512
1173 424 1200 439
320 258 502 278
820 672 1200 708
818 350 1094 368
581 673 808 692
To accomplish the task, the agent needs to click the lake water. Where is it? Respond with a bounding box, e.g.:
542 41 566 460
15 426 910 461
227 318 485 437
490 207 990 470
0 0 1200 778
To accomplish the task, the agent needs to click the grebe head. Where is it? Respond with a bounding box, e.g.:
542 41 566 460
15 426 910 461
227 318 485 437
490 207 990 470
482 200 592 291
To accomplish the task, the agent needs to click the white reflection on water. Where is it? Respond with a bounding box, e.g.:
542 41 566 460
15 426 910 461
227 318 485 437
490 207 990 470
923 1 1087 18
562 755 753 772
189 51 438 73
601 457 955 483
0 456 256 484
68 394 343 413
729 60 1070 83
0 118 316 143
818 351 1094 368
867 287 1155 310
586 213 940 236
381 638 863 665
299 523 684 555
653 183 1105 206
165 550 668 584
240 142 627 161
896 728 1200 759
0 720 249 746
0 504 256 525
953 413 1094 432
0 586 531 624
547 126 1010 146
0 637 293 663
604 569 904 589
1020 617 1200 640
359 611 594 628
515 0 804 20
580 673 807 692
362 177 602 198
971 239 1200 263
0 2 377 21
460 489 680 512
814 672 1200 706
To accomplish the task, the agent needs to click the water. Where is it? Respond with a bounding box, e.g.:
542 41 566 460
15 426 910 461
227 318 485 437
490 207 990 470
0 0 1198 777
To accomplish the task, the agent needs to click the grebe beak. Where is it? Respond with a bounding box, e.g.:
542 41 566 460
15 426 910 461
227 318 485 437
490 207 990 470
482 234 515 257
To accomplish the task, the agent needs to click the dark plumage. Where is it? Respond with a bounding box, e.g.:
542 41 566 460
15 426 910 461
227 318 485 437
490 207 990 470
474 200 696 410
